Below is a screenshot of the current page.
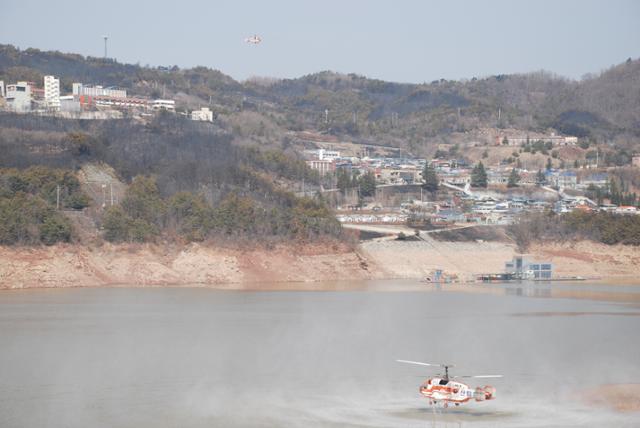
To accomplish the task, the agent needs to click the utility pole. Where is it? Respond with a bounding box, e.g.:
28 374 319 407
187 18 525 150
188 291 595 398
110 183 114 206
103 35 108 59
498 107 501 121
56 185 60 210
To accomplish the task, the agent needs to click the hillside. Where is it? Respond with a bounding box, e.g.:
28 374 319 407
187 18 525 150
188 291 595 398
0 113 340 245
2 44 638 158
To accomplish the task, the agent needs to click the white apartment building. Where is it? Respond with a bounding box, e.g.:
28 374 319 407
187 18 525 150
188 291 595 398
72 83 127 98
191 107 213 122
152 99 175 112
5 81 32 112
499 134 578 146
44 75 61 111
318 149 340 161
306 160 335 176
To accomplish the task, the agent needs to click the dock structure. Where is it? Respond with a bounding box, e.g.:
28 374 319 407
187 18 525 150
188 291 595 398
505 255 553 280
477 255 553 282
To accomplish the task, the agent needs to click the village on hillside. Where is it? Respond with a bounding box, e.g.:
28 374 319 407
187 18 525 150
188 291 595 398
1 73 639 232
295 130 640 227
0 74 213 121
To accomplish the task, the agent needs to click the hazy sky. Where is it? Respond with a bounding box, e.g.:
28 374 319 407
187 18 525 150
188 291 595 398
2 0 639 83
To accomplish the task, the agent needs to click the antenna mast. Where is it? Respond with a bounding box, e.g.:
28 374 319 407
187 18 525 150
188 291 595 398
103 35 108 59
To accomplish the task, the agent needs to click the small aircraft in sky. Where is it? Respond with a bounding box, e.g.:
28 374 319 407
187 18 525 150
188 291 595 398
397 360 503 408
245 35 262 45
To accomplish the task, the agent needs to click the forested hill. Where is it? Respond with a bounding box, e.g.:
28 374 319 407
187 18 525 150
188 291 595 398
1 44 638 149
0 113 339 245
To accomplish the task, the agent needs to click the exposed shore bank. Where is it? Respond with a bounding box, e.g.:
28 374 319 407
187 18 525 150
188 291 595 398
0 239 638 290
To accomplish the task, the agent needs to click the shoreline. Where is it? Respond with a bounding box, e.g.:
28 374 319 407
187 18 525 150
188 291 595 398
1 239 638 292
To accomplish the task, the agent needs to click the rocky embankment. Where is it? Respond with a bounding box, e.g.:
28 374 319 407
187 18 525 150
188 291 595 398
0 242 385 289
0 239 638 289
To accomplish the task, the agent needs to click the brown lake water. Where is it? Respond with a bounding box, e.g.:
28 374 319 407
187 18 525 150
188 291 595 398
1 281 639 427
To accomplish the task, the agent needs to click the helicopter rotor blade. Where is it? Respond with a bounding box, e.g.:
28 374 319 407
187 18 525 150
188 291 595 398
396 360 449 368
455 375 503 379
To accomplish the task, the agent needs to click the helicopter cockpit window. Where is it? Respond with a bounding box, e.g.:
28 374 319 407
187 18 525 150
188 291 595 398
439 379 448 386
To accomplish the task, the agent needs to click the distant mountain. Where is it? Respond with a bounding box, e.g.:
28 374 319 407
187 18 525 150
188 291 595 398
1 44 638 146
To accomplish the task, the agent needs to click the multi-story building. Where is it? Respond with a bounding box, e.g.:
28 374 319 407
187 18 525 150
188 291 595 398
318 149 340 161
5 81 32 112
578 173 608 189
191 107 213 122
497 135 578 146
152 99 175 112
44 75 60 111
306 160 335 176
556 171 578 189
505 255 553 280
72 83 127 98
546 170 578 189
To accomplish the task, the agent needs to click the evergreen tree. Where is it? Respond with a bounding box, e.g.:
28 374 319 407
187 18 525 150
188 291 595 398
507 168 520 188
535 169 546 186
336 169 351 194
471 161 488 188
608 179 621 205
357 171 376 197
422 163 439 193
546 157 553 171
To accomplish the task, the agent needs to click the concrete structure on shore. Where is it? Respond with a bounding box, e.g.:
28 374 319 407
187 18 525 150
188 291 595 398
505 255 553 279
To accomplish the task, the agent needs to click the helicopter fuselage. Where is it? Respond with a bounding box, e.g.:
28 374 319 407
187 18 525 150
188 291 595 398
420 377 495 406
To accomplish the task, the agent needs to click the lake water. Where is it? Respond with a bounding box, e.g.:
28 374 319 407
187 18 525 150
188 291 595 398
1 281 639 427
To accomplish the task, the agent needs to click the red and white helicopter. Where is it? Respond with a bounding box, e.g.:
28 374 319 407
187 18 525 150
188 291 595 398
397 360 503 408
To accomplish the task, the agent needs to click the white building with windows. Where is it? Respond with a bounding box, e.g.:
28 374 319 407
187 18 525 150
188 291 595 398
44 75 61 111
5 81 32 112
72 83 127 98
306 159 335 176
191 107 213 122
152 99 175 112
318 149 340 161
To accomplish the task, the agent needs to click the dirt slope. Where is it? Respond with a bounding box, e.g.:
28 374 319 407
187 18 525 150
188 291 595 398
1 239 637 289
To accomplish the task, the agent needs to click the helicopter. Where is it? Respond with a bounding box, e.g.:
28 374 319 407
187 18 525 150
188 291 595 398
397 360 503 408
245 35 262 45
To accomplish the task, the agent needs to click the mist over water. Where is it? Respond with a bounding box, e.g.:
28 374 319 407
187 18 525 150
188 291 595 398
1 283 639 427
